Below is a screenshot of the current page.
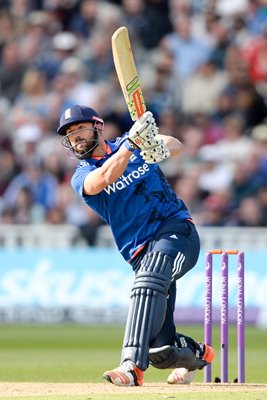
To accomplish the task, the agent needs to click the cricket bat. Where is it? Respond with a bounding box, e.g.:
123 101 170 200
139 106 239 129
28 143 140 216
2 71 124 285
112 26 146 121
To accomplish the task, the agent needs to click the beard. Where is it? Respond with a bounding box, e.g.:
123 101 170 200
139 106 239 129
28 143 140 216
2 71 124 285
71 132 99 159
75 141 92 154
62 128 101 160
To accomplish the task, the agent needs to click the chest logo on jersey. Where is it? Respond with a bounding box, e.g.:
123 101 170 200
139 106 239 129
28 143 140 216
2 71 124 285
129 153 138 162
104 163 150 194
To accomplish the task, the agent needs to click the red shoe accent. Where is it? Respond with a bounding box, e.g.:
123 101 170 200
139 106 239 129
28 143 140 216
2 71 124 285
133 365 144 386
202 344 215 364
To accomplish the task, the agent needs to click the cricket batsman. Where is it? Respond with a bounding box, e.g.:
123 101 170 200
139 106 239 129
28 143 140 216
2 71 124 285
57 105 215 386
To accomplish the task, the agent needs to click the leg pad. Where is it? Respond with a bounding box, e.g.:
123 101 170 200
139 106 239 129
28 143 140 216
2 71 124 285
121 251 173 370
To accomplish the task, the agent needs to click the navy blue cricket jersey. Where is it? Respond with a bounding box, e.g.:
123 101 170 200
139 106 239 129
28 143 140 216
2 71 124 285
71 133 192 261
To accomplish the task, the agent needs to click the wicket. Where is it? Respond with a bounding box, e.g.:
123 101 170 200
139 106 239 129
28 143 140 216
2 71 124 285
204 249 245 383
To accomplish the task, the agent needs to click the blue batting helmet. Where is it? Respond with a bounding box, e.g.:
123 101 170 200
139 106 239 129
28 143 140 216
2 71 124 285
57 105 103 136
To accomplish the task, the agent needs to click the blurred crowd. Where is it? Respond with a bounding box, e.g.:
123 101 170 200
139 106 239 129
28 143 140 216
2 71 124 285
0 0 267 244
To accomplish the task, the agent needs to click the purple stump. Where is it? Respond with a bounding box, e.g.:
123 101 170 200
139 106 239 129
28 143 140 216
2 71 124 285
237 252 245 383
221 252 228 383
204 252 213 383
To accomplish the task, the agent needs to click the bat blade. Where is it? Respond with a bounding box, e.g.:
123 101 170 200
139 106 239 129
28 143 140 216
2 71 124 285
112 26 146 121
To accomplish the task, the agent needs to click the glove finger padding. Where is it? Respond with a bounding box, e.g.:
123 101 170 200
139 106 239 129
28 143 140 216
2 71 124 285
141 140 170 164
132 111 154 134
136 125 159 149
128 111 158 150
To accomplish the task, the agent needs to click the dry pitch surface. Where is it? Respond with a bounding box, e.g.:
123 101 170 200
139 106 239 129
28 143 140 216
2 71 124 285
0 382 266 397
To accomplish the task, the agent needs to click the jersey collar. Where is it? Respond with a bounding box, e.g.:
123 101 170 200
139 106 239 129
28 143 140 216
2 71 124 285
91 143 112 160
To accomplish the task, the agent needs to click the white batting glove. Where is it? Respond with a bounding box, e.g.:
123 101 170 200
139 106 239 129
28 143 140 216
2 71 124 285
126 111 159 151
140 139 170 164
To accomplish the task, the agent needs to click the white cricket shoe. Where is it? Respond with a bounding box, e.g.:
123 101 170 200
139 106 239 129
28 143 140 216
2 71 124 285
167 368 197 384
103 360 144 386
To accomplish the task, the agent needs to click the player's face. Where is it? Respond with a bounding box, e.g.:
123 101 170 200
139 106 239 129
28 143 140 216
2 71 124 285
66 122 98 157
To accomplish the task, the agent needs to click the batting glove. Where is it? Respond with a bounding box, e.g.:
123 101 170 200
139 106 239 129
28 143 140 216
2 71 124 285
140 139 170 164
126 111 159 151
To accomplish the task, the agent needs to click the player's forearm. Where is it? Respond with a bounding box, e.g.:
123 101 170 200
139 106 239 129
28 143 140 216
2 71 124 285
158 135 183 157
84 144 132 195
100 144 132 184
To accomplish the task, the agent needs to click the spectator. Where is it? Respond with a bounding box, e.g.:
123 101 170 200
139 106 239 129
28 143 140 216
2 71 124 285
12 186 45 224
212 113 254 167
230 15 251 48
211 88 237 124
121 0 172 50
228 158 265 211
191 113 225 144
0 9 17 51
197 144 233 194
233 82 267 129
35 31 79 81
235 196 265 226
144 48 182 115
83 28 116 83
68 0 99 39
12 68 52 123
45 206 66 224
197 191 231 227
0 40 28 103
12 123 42 168
173 168 203 217
160 13 212 78
177 125 205 173
58 56 100 106
191 8 218 48
203 16 232 70
19 10 54 66
242 27 267 83
181 58 228 115
3 159 58 211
